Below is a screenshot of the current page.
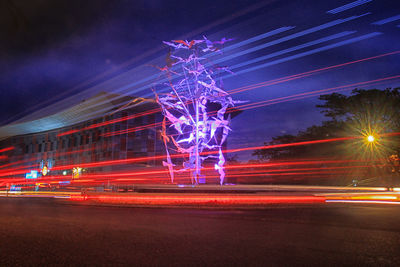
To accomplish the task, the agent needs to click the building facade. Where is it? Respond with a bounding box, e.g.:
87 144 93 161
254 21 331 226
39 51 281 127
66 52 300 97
0 92 241 189
0 92 164 189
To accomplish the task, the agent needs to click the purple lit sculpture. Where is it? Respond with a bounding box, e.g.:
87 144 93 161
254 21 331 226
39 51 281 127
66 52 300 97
154 37 239 185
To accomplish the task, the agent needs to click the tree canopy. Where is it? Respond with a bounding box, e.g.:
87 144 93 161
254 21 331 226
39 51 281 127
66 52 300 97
253 88 400 176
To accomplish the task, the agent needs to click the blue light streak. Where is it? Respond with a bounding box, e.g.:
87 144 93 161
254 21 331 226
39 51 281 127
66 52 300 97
139 14 372 98
371 14 400 25
93 27 295 97
85 14 371 103
230 31 356 71
144 32 379 97
327 0 372 14
226 32 383 78
22 13 373 125
212 13 371 66
219 26 296 54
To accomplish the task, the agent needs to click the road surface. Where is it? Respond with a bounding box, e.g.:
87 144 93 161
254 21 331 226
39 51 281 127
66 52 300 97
0 197 399 266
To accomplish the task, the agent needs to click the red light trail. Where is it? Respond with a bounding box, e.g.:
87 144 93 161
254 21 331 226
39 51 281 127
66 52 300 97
98 73 400 138
69 194 326 205
0 146 14 153
229 50 400 95
0 158 380 186
232 74 400 112
57 108 160 137
54 51 400 138
2 51 399 187
216 136 358 154
1 131 396 180
101 122 162 137
0 144 106 174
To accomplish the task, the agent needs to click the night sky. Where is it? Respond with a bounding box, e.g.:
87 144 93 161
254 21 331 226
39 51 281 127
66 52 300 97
1 0 399 160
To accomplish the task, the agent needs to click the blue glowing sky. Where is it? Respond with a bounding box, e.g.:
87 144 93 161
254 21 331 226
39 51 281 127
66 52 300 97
0 0 399 160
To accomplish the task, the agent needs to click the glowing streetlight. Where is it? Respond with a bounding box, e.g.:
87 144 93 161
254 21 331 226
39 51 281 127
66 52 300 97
367 135 375 142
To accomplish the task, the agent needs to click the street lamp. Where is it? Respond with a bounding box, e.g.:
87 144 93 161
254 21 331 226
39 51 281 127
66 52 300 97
367 135 375 143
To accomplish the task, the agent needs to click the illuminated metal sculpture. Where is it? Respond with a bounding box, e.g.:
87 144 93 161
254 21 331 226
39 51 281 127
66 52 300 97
154 37 238 185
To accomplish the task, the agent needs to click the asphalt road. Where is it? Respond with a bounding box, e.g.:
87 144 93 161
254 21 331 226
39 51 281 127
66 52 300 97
1 198 400 266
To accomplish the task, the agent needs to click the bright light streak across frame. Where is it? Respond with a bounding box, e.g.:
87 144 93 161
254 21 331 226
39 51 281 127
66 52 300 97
0 146 15 153
229 31 356 71
230 74 400 112
0 146 101 171
55 50 400 137
70 194 326 205
42 13 375 133
57 108 161 137
85 72 400 141
226 31 381 78
211 13 371 66
3 0 274 126
0 157 371 182
326 0 372 14
99 73 400 138
326 200 400 205
229 50 400 94
371 14 400 25
59 13 371 117
144 29 380 100
218 26 295 53
216 136 358 154
0 135 390 180
69 26 296 114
